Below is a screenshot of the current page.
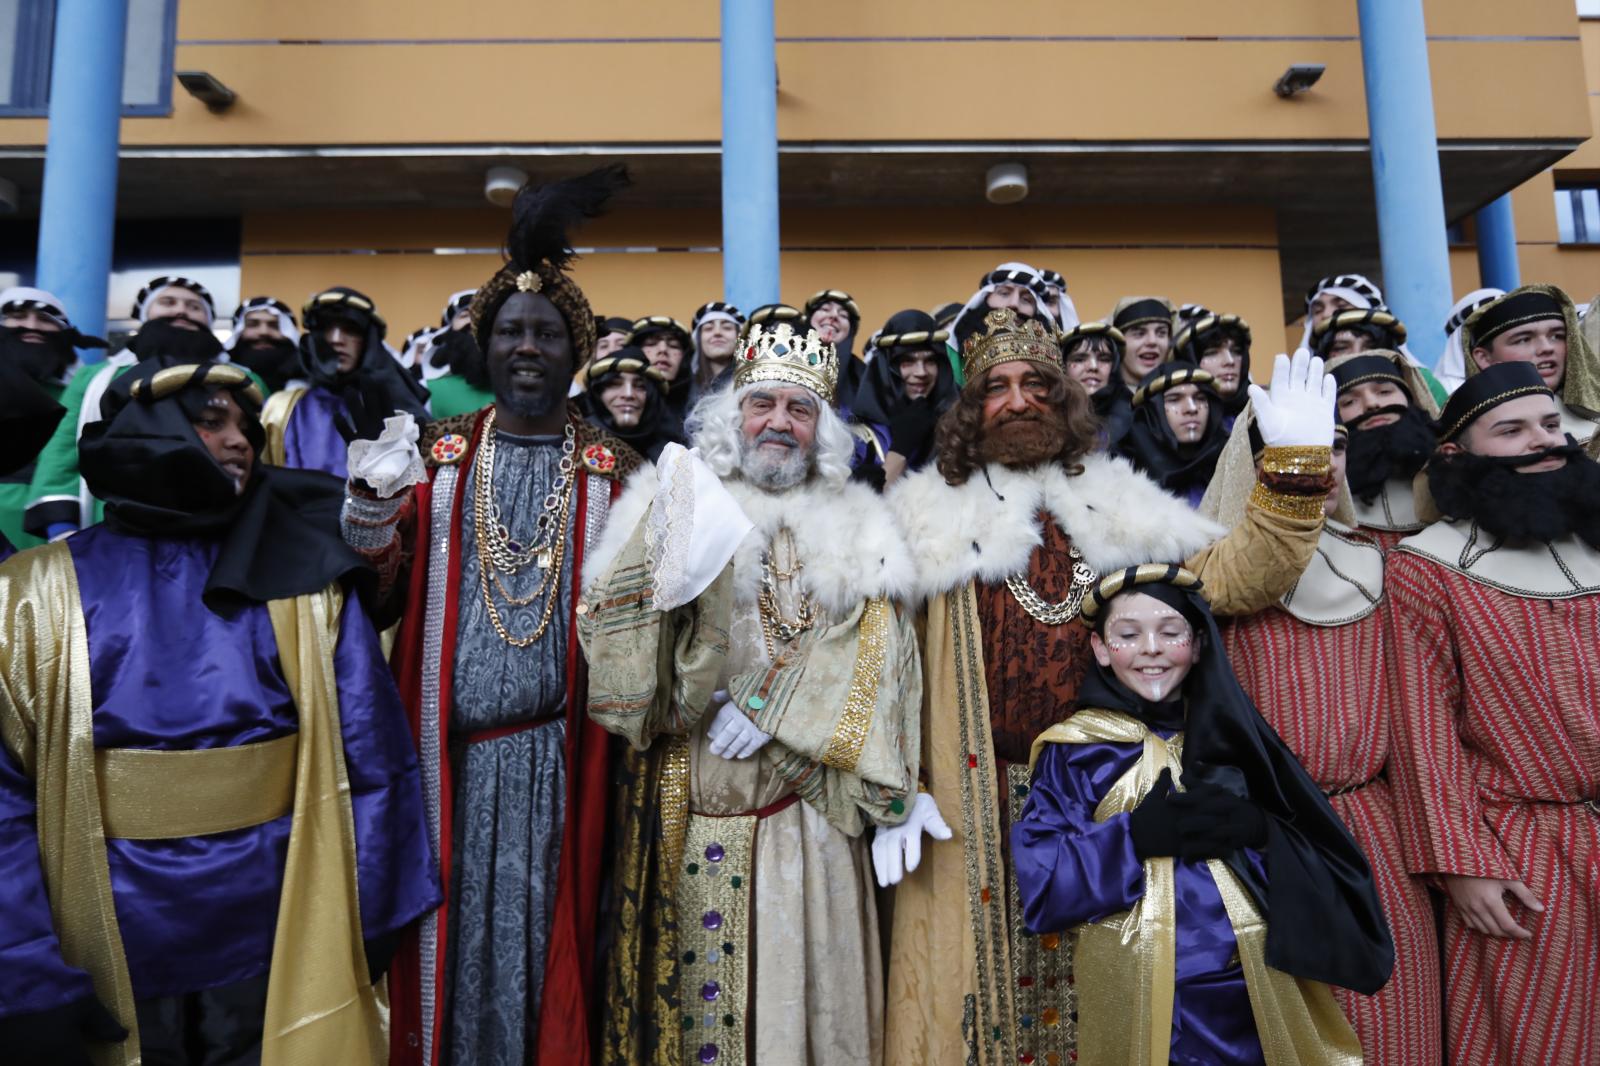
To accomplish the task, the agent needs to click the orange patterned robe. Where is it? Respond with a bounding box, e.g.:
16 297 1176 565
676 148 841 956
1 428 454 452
1224 606 1440 1065
1385 550 1600 1065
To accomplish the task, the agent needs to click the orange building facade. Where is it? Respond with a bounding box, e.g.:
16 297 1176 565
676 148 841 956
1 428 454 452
0 0 1596 356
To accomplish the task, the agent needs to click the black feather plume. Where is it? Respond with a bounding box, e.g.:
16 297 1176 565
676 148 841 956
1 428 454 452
504 163 631 272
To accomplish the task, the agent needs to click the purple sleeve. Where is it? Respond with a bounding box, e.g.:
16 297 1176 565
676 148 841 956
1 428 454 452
1010 740 1146 933
334 598 442 939
0 741 95 1016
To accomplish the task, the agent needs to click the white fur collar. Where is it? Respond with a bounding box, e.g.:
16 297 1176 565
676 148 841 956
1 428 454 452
584 466 916 616
889 454 1224 600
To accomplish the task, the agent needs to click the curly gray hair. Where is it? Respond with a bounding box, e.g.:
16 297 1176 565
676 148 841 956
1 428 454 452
687 382 855 490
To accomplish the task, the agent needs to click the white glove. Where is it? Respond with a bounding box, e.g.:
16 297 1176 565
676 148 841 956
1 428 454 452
706 698 771 760
347 413 426 498
1247 349 1337 449
871 792 953 888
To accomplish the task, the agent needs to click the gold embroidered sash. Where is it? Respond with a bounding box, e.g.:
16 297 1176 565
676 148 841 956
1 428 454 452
96 735 298 840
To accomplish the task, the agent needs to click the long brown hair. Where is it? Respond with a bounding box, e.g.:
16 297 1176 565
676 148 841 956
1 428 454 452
934 366 1101 484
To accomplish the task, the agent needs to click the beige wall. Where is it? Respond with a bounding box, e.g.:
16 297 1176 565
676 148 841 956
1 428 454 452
0 0 1589 147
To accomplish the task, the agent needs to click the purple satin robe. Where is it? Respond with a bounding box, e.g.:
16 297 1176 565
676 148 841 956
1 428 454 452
283 386 351 479
1012 729 1269 1066
0 526 438 1016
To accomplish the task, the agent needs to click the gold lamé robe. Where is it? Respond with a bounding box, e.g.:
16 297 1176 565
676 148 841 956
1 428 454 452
580 473 922 1066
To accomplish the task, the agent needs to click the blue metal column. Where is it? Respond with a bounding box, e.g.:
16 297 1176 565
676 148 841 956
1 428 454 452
34 0 129 360
1355 0 1454 369
719 0 780 311
1473 193 1522 292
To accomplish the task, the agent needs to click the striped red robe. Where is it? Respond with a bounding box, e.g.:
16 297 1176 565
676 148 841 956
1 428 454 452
1224 606 1441 1065
1385 550 1600 1066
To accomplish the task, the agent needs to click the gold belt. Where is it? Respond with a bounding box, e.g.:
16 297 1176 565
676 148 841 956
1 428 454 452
96 734 298 840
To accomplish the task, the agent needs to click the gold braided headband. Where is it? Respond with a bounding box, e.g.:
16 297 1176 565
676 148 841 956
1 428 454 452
1079 563 1204 626
130 363 264 410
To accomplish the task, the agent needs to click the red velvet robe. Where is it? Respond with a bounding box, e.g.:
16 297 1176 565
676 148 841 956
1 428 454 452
1385 549 1600 1066
381 408 636 1066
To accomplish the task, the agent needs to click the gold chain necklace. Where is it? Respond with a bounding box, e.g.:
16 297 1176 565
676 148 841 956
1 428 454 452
1005 544 1096 626
473 410 579 647
758 529 817 659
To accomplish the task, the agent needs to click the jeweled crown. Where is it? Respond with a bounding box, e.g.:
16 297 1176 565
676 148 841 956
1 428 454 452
733 322 839 404
961 308 1062 384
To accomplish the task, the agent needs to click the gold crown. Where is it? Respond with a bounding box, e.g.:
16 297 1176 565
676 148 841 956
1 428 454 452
733 322 839 404
961 308 1062 383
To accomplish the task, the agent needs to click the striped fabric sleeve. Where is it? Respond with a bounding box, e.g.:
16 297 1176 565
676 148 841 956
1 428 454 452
1382 553 1517 881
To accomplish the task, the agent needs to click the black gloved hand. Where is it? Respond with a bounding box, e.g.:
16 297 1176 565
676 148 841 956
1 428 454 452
334 379 397 445
887 397 941 457
364 930 402 986
1126 767 1183 860
1170 784 1269 859
0 994 128 1066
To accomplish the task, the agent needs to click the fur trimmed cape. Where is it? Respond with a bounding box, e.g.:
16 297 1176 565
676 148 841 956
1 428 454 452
586 466 917 616
888 453 1225 601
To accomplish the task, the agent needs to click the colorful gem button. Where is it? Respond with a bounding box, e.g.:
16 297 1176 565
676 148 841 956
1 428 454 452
705 843 725 863
582 443 617 474
703 911 723 931
701 981 721 1002
698 1045 719 1064
430 433 468 465
747 695 766 711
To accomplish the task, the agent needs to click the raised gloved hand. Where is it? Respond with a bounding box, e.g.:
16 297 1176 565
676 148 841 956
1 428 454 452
1126 767 1183 860
1248 348 1337 449
1170 783 1269 859
706 698 772 760
887 397 941 457
345 411 426 499
872 791 953 887
0 993 128 1066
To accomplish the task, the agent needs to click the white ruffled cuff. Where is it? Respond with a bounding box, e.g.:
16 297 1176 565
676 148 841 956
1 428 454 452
346 414 427 498
645 443 754 612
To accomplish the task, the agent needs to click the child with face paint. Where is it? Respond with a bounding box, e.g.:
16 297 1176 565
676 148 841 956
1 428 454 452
1011 565 1393 1066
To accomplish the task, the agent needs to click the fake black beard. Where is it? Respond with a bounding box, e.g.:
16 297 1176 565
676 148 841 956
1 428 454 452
127 317 224 363
0 326 74 385
1344 405 1436 503
431 328 490 389
229 338 301 392
1427 444 1600 549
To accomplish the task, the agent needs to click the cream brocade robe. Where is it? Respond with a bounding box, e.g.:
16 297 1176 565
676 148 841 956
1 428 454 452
580 471 922 1066
884 453 1328 1066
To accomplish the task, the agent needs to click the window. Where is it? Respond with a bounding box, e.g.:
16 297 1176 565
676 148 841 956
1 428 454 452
1555 186 1600 246
0 0 177 117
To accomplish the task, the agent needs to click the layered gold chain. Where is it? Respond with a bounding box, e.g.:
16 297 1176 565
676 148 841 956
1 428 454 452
758 528 818 659
473 410 578 647
1004 544 1096 626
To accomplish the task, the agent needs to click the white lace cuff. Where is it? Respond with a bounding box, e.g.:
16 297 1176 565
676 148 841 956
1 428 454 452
346 414 426 498
645 443 753 612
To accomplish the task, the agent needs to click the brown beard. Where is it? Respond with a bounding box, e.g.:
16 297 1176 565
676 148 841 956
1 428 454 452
978 408 1069 468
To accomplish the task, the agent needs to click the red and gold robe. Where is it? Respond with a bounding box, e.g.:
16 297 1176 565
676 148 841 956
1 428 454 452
1385 522 1600 1066
1224 526 1440 1065
356 406 638 1066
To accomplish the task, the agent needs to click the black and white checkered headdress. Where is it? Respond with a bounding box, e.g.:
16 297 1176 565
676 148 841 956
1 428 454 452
133 275 216 324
